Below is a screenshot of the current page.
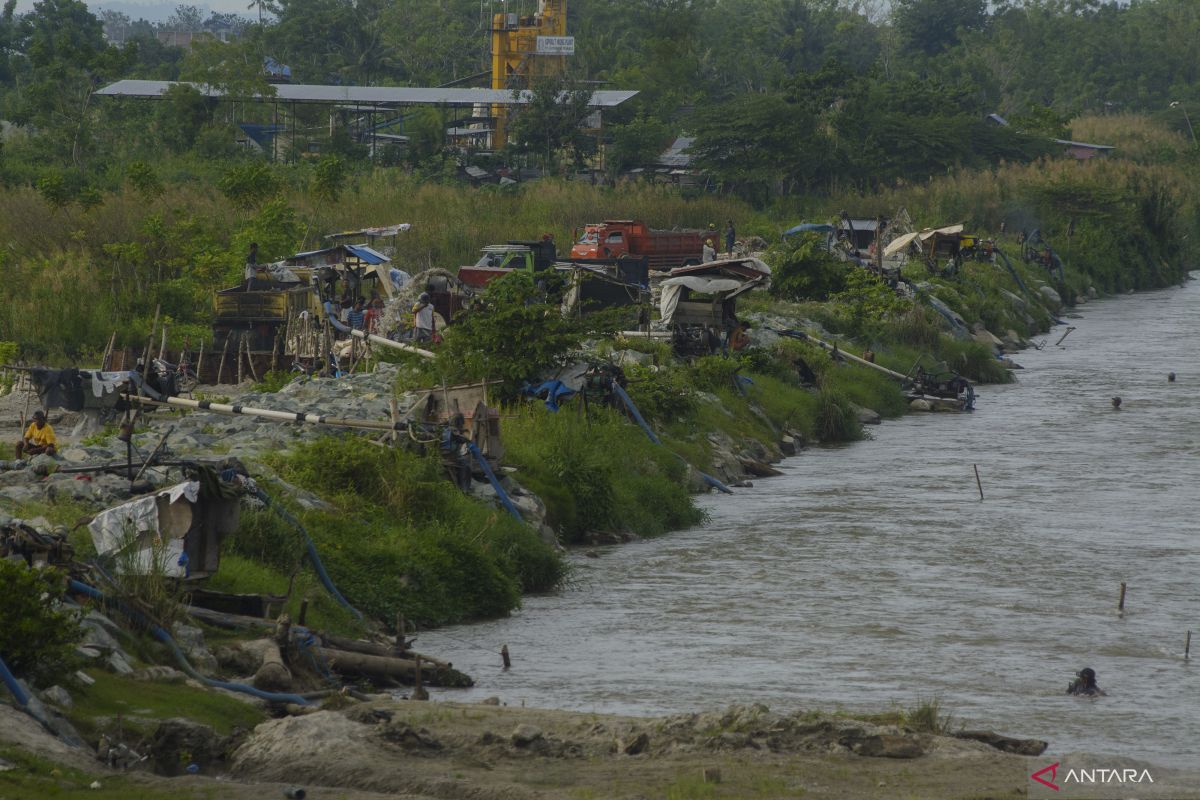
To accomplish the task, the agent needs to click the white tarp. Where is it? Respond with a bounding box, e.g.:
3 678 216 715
659 276 748 325
884 224 966 257
89 481 199 577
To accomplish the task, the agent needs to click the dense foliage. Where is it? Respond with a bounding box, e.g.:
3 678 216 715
0 562 82 686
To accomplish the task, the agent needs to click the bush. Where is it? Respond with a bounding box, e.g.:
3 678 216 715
266 436 566 625
766 233 852 301
0 562 82 687
504 405 704 542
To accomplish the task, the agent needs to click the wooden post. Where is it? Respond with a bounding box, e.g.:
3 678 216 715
1118 582 1127 612
196 339 206 383
158 325 168 362
245 334 260 382
1185 631 1191 661
411 654 428 700
500 644 511 670
216 336 230 385
272 330 282 374
973 464 983 501
236 334 245 385
101 331 117 370
389 398 400 445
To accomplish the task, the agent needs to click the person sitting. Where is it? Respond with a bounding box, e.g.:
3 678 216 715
17 410 57 459
1067 667 1106 696
347 299 366 331
412 292 435 342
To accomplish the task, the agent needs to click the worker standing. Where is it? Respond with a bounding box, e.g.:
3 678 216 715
725 220 736 256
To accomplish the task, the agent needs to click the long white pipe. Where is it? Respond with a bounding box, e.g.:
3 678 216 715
124 393 399 432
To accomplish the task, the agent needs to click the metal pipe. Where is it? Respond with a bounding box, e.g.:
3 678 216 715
122 393 402 432
776 330 908 381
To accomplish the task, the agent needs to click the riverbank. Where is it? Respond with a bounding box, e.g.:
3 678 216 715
1 693 1044 800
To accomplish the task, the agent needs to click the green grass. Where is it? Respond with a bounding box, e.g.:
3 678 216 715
504 405 705 542
66 668 267 741
0 746 219 800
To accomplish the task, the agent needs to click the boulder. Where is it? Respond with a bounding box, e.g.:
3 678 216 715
850 403 882 426
1038 285 1063 308
106 651 135 675
29 454 59 476
172 623 219 677
40 685 72 709
955 729 1047 755
850 734 924 759
511 724 544 747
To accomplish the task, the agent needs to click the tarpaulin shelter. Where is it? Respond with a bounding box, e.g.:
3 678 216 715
89 478 241 580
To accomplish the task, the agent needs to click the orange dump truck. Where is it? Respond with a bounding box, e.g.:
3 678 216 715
569 220 708 271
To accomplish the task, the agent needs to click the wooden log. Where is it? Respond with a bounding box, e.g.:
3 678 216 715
322 648 473 687
253 640 293 692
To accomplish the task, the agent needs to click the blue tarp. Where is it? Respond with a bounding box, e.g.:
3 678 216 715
524 380 577 412
344 244 389 265
783 223 835 237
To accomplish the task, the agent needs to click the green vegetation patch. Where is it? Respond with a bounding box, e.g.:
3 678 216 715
66 669 266 740
504 405 705 543
248 436 565 625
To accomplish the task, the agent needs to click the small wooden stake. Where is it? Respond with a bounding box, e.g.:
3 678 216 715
1118 582 1127 612
1185 631 1191 661
500 644 511 669
973 464 984 501
216 336 230 384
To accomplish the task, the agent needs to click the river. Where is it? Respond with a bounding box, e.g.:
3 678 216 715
419 279 1200 768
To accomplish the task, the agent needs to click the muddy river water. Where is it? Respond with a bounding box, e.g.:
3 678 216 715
420 279 1200 768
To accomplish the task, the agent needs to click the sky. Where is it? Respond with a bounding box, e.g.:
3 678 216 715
12 1 254 22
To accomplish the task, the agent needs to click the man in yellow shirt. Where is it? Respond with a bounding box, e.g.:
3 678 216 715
17 410 56 459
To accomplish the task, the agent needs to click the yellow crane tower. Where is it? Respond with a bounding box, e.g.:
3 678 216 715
489 0 570 147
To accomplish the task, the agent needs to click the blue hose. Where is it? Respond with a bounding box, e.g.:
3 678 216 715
252 488 364 621
612 382 661 445
0 651 30 707
612 381 733 494
465 442 524 522
67 579 311 706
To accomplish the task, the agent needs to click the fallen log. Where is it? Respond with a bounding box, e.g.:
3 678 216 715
252 640 293 692
322 648 473 688
738 458 783 478
317 633 454 670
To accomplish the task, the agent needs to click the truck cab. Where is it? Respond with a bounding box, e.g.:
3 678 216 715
571 223 633 260
457 239 558 289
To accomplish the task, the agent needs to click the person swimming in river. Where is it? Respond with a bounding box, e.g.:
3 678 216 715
1067 667 1106 696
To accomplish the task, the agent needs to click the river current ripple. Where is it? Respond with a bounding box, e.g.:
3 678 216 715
419 279 1200 768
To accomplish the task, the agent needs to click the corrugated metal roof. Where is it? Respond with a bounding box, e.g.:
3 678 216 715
95 80 637 108
344 244 390 264
658 136 695 167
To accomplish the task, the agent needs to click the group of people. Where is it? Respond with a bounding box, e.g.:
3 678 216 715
327 295 386 334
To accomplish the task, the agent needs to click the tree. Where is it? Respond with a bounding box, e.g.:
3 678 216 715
690 93 828 202
507 75 596 172
893 0 987 56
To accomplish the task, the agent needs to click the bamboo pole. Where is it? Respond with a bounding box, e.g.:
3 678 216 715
196 339 206 382
1118 582 1127 612
142 304 161 370
974 464 984 500
236 334 245 385
158 324 168 362
216 336 231 384
245 334 260 382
